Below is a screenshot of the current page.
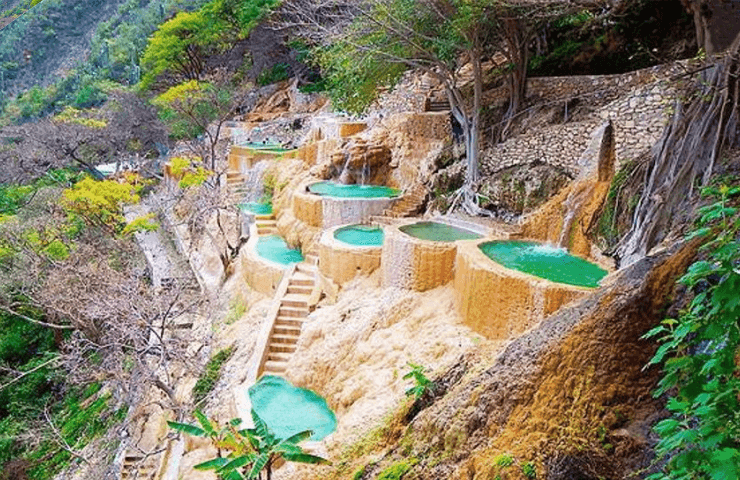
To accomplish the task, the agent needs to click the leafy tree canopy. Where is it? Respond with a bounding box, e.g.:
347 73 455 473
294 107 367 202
140 0 280 90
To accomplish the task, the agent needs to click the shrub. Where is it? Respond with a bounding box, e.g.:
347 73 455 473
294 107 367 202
256 63 289 86
403 362 434 399
644 182 740 479
191 346 234 405
377 459 417 480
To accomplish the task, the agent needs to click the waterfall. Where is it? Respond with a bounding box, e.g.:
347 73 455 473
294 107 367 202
242 160 270 203
360 154 369 186
338 153 353 184
557 182 592 249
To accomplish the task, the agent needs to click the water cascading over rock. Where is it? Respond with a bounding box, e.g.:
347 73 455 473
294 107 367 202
520 120 616 260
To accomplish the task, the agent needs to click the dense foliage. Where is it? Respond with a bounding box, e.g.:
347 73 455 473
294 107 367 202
645 182 740 479
0 170 133 479
140 0 279 90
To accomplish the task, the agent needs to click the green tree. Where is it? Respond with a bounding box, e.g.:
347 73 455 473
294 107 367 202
152 79 246 169
282 0 574 215
140 10 223 89
140 0 280 90
168 409 330 480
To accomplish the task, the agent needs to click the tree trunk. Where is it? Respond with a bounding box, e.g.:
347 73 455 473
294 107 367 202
445 48 488 215
616 38 740 266
501 16 529 140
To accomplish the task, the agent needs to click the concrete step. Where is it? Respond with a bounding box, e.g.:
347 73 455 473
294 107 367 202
273 324 302 336
267 352 293 363
257 220 277 227
278 307 308 318
287 285 312 295
271 333 301 343
281 297 308 308
269 343 297 353
262 360 287 374
290 273 314 286
255 214 276 221
275 316 304 327
296 263 316 275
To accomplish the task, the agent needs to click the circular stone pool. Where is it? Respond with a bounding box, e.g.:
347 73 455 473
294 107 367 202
479 240 607 288
248 375 336 441
308 181 400 198
334 224 384 246
257 236 304 265
239 202 273 215
399 221 482 242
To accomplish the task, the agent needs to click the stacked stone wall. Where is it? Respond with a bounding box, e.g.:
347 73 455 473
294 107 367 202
481 81 674 176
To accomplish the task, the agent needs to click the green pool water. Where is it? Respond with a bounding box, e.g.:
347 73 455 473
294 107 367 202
308 181 400 198
479 240 608 288
399 221 482 242
248 375 337 441
239 202 273 215
241 142 293 153
256 236 304 265
334 224 384 246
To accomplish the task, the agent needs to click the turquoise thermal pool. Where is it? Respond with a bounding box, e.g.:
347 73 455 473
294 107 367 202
479 240 608 288
399 221 482 242
239 202 273 215
308 181 401 198
248 375 337 441
240 142 293 153
256 236 304 265
334 224 384 246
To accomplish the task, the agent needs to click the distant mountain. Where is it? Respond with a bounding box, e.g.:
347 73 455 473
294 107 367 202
0 0 131 96
0 0 210 98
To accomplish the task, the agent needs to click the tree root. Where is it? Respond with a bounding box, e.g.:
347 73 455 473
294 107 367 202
447 183 494 217
617 39 740 266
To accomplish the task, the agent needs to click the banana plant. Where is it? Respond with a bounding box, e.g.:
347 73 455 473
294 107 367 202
168 408 330 480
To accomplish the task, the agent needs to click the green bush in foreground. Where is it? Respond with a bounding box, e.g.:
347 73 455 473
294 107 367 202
645 182 740 479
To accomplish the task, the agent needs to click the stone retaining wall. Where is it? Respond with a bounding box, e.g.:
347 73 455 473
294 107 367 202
292 183 397 229
380 224 460 292
453 240 589 339
318 227 382 285
481 81 673 176
241 237 288 295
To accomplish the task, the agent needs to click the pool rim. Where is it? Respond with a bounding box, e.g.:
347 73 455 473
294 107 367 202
332 223 385 248
251 234 304 269
475 238 608 290
306 180 402 199
396 220 484 245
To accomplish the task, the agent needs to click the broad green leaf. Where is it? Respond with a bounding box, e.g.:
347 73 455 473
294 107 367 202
167 420 206 437
194 457 230 470
279 429 313 446
219 455 252 473
194 410 216 436
248 453 270 479
282 452 331 465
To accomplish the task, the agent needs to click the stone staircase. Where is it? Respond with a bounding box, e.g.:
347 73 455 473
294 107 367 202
120 451 161 480
255 213 277 236
226 170 246 205
383 184 428 218
425 97 451 112
260 250 318 376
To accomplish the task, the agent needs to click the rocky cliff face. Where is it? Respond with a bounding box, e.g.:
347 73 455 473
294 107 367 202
298 240 697 480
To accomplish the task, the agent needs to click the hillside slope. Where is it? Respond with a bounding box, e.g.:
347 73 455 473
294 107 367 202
0 0 128 94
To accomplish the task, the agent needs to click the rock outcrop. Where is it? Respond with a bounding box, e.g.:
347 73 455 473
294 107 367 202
349 240 698 480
